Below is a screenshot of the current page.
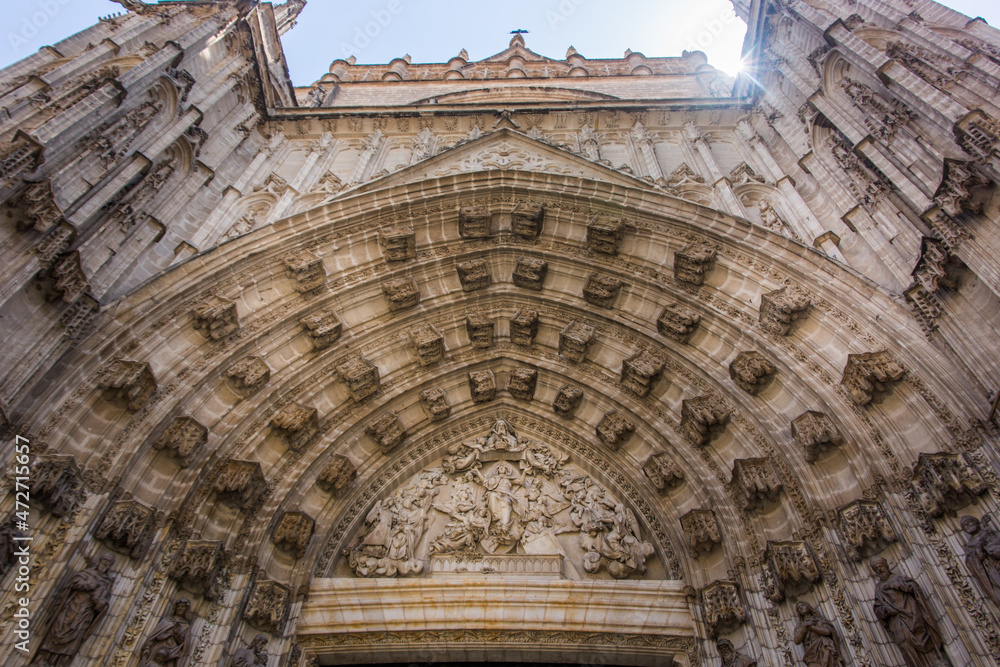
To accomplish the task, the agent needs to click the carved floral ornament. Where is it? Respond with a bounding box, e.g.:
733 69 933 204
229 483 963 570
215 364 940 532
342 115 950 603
341 419 656 580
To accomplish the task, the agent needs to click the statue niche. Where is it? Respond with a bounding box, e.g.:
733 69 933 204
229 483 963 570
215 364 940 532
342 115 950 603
342 419 657 579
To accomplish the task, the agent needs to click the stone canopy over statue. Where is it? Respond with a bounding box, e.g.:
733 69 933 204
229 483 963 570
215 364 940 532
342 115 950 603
343 418 656 579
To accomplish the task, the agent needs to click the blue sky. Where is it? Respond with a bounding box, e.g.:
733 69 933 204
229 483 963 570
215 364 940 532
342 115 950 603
1 0 999 84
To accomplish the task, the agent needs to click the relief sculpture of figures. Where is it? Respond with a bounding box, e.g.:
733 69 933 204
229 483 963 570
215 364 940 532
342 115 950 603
871 557 948 667
231 633 268 667
717 639 757 667
960 514 1000 606
343 418 654 579
137 598 191 667
793 601 843 667
31 553 115 667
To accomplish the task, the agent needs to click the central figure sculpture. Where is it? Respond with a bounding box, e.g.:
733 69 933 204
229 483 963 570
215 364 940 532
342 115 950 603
343 418 655 579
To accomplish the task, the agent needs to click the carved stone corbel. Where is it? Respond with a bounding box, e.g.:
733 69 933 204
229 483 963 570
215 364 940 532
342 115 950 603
729 351 776 395
272 511 315 558
95 499 156 559
552 384 584 416
213 459 266 511
838 499 897 561
841 351 905 405
466 312 494 349
282 249 326 292
457 259 491 291
583 273 623 308
679 394 730 447
191 295 240 340
32 456 84 517
510 308 539 346
98 359 156 411
300 308 343 349
316 455 356 497
243 580 291 634
511 201 544 237
512 256 547 290
596 409 635 450
763 540 821 601
643 453 684 494
674 242 716 285
419 387 451 421
559 321 595 362
680 509 721 558
225 356 270 398
587 214 625 255
911 451 987 517
506 367 537 400
731 457 783 513
791 411 843 463
169 540 226 599
657 302 700 343
759 286 810 335
366 412 406 453
458 205 491 238
468 369 496 403
153 416 207 468
621 348 666 397
409 323 445 365
336 353 380 401
270 402 320 451
700 580 746 637
382 277 420 311
379 225 415 261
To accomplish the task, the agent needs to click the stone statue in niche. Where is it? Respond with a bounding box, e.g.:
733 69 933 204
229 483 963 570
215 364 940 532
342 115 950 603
231 633 268 667
960 514 1000 606
32 554 115 667
343 419 655 579
717 639 756 667
793 601 843 667
137 598 191 667
870 557 947 667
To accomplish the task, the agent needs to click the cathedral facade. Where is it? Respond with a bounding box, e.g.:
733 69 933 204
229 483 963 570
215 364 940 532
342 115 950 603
1 0 1000 665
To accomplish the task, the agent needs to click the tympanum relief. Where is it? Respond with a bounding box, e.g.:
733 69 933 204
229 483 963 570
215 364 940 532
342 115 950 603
342 419 657 580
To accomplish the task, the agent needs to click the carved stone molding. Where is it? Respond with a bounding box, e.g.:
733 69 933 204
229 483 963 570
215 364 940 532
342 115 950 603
911 452 987 517
273 511 315 558
838 499 897 561
409 323 445 365
731 458 783 513
596 409 635 450
337 353 380 401
700 580 746 637
213 459 266 511
583 273 623 308
225 356 270 398
420 386 452 421
97 359 156 411
511 200 544 237
457 258 491 291
512 256 547 290
680 509 721 558
759 286 811 335
300 308 343 349
729 351 776 395
32 456 84 517
244 580 291 634
459 205 491 238
317 455 357 497
382 277 420 311
587 214 625 255
791 411 843 463
763 540 821 601
657 302 700 343
559 321 595 362
379 225 415 261
96 499 156 559
621 348 666 397
366 412 406 453
643 453 685 494
282 249 326 292
468 369 496 403
271 402 320 451
169 540 225 600
466 312 495 349
674 242 716 285
191 295 240 340
552 384 584 417
152 416 207 468
510 308 539 346
841 351 906 405
679 394 730 447
507 367 538 400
